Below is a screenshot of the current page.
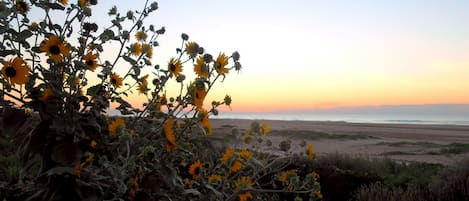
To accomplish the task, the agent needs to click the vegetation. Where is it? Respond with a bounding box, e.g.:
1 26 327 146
0 1 320 200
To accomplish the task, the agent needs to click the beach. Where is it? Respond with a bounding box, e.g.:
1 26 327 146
211 119 469 165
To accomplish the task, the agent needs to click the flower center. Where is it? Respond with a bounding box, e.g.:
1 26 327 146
111 78 117 84
86 60 94 66
194 167 200 175
170 64 176 72
49 45 61 55
5 66 16 77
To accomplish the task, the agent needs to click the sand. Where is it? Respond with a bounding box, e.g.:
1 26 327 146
211 119 469 165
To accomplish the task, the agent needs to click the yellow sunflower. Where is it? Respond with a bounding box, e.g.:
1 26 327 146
167 58 182 77
108 118 125 138
84 52 98 71
1 57 29 87
40 35 70 63
156 93 167 111
90 140 97 148
135 31 148 41
235 176 253 191
109 73 123 88
199 108 213 136
130 43 142 57
193 56 209 78
239 192 253 201
260 123 270 136
78 0 89 8
214 53 229 75
15 0 30 14
307 144 315 160
230 160 243 173
221 148 234 163
311 171 320 179
184 41 199 58
238 150 252 160
142 43 153 58
208 174 222 185
164 118 177 152
58 0 68 5
193 87 206 108
278 169 297 183
137 74 148 94
188 160 202 180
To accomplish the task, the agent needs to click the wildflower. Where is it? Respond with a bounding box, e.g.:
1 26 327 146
84 52 98 71
164 118 177 152
208 174 222 185
40 35 70 62
137 74 148 94
15 0 29 14
221 148 234 163
135 31 147 41
188 160 202 180
260 123 270 136
238 192 253 201
90 140 97 148
156 93 167 111
214 53 229 75
142 43 153 58
74 164 81 178
193 87 206 108
185 41 199 58
1 57 29 86
235 176 253 191
238 150 252 160
58 0 68 5
307 144 315 160
128 178 139 197
184 178 192 189
311 171 320 179
167 58 182 77
109 73 123 88
130 43 142 57
278 169 297 183
39 88 53 102
193 56 209 78
230 160 243 173
24 108 32 116
78 0 89 8
199 108 213 135
108 118 125 138
30 22 39 31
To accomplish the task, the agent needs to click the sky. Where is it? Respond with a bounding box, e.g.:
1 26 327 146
91 1 469 112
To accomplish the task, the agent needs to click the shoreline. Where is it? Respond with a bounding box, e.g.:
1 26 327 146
211 118 469 165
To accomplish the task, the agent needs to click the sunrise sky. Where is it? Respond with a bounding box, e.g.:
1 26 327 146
97 0 469 112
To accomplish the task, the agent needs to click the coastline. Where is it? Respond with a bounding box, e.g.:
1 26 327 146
211 118 469 165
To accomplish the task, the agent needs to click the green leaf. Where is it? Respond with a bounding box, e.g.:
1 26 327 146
122 55 137 65
19 30 33 39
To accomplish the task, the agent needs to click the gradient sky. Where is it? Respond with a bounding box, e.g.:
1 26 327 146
94 0 469 112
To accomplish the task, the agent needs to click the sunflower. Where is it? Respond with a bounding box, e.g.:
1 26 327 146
135 31 148 41
193 56 209 78
128 178 139 198
278 169 297 183
156 93 167 111
184 178 192 189
137 74 148 94
221 148 234 163
58 0 68 5
130 43 142 57
307 144 315 160
230 160 243 173
208 174 222 185
39 88 53 102
214 53 229 75
142 43 153 58
15 0 30 14
311 171 320 179
167 58 182 77
164 118 177 152
90 140 97 148
238 150 252 160
185 41 199 58
109 118 125 138
109 73 123 88
78 0 89 8
193 87 206 108
74 163 82 178
260 123 270 136
199 108 212 135
1 57 29 87
235 176 253 191
84 52 98 71
188 160 202 180
40 35 70 63
239 192 253 201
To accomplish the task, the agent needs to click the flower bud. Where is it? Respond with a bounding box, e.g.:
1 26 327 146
176 75 185 82
232 51 240 61
234 62 242 71
156 26 165 34
108 6 117 15
127 11 134 20
224 95 232 106
181 33 189 41
203 54 213 63
150 2 158 11
198 47 204 55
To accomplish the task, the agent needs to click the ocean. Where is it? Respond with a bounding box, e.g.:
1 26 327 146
214 112 469 126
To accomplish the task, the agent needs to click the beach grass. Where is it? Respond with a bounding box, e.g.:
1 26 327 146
377 141 469 155
271 129 375 140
